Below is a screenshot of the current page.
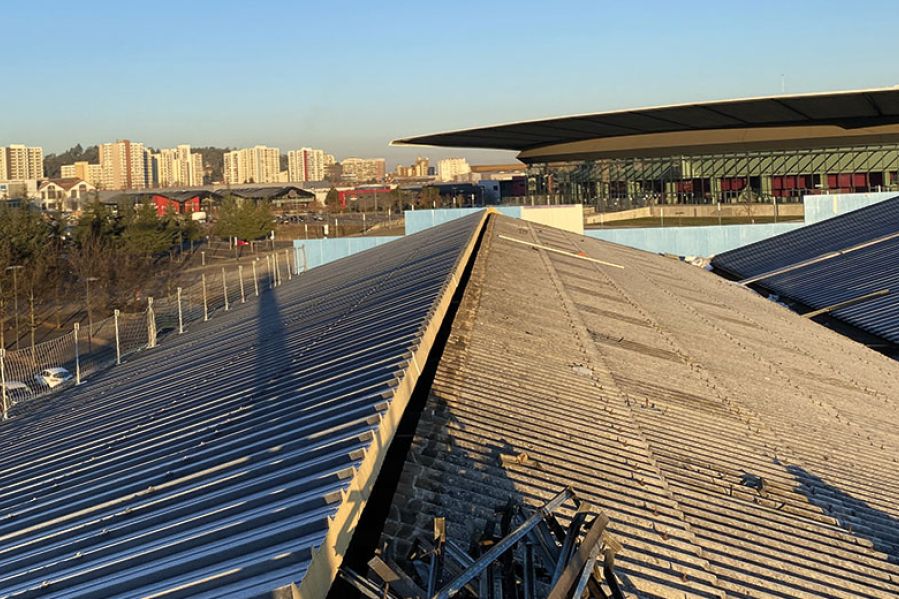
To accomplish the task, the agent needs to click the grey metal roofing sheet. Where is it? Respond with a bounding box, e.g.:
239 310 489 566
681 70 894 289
745 236 899 344
711 194 899 278
711 195 899 344
225 187 314 200
0 212 484 598
393 87 899 152
382 215 899 598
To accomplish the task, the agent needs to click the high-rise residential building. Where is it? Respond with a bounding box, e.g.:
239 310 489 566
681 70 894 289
192 154 204 185
152 145 204 187
60 161 104 186
413 156 429 178
395 156 430 178
98 140 151 190
0 145 44 181
223 146 281 184
340 157 386 182
437 157 471 182
287 147 327 182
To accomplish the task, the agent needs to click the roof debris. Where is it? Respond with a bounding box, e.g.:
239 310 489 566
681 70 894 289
341 487 625 599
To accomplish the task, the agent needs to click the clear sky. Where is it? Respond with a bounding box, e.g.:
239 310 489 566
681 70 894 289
2 0 898 166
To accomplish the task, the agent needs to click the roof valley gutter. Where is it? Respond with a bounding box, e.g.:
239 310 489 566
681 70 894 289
287 210 494 599
326 210 496 599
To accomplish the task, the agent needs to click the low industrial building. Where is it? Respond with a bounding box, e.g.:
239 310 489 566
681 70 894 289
224 186 316 211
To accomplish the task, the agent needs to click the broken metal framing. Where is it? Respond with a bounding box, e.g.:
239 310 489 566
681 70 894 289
341 487 625 599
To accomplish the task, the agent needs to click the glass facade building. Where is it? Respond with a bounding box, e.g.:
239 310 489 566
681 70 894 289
525 144 899 211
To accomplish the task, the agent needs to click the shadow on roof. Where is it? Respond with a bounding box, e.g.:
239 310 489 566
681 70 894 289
254 283 289 400
382 377 526 562
787 465 899 565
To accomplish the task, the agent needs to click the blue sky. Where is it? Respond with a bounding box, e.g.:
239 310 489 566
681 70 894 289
2 0 898 165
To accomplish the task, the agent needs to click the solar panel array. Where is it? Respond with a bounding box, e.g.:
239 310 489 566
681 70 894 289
0 211 484 598
712 195 899 344
711 194 899 278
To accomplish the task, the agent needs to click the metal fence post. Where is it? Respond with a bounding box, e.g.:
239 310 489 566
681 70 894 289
238 265 246 303
1 348 8 420
273 252 281 287
201 250 206 266
202 273 209 321
222 267 229 311
252 260 259 297
284 249 292 280
177 287 184 334
273 254 279 287
147 297 157 349
73 322 81 385
114 309 121 365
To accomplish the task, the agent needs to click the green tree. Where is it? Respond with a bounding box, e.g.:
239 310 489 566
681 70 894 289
418 186 442 208
0 205 51 270
178 216 202 245
213 197 272 241
121 203 171 262
387 188 405 212
325 187 340 212
75 200 120 245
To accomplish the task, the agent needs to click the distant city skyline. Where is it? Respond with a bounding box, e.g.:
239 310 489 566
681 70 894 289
2 1 897 165
1 137 511 171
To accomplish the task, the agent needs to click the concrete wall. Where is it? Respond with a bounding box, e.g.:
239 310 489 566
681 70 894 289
518 205 584 234
584 202 804 225
585 222 805 258
586 207 653 224
294 236 401 271
803 192 898 224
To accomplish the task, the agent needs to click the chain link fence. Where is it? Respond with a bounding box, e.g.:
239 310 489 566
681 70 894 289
0 249 299 419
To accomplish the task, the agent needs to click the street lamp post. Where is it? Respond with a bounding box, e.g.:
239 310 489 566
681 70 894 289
85 276 99 352
5 266 23 351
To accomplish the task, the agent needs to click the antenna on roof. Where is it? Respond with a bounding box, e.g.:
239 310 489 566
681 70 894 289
781 74 786 94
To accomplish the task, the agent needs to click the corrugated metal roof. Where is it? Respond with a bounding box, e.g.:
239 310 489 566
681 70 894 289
225 187 315 200
0 212 485 598
382 215 899 598
711 195 899 345
711 194 899 278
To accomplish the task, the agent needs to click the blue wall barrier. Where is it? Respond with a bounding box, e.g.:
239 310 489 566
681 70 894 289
294 236 401 271
587 192 898 257
293 192 899 269
585 222 805 257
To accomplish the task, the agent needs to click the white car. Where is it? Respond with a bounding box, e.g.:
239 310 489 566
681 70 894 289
1 381 33 405
34 367 74 388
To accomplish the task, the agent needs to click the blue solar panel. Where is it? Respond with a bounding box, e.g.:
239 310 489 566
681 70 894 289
712 194 899 279
758 235 899 343
711 197 899 345
0 211 485 598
